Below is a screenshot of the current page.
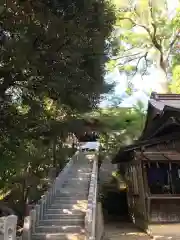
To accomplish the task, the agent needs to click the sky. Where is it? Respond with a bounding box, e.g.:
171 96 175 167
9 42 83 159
101 0 179 109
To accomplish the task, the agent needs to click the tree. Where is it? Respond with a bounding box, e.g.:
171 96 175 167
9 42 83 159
85 105 146 153
0 0 116 221
107 0 180 93
0 0 115 111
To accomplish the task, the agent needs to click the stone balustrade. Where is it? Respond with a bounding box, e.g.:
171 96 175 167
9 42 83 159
0 152 104 240
0 215 18 240
85 154 98 240
0 155 75 240
22 155 75 240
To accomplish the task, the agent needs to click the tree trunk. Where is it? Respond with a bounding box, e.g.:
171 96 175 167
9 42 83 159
21 178 30 220
153 51 169 93
52 137 57 168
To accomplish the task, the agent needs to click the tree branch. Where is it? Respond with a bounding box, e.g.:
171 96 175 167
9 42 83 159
113 52 141 60
141 53 149 77
117 17 152 38
116 52 149 78
148 0 157 40
132 52 148 77
115 54 145 67
118 16 163 55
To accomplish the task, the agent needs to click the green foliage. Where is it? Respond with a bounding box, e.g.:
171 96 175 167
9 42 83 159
170 65 180 93
107 0 180 92
0 0 116 220
169 52 180 93
87 105 146 154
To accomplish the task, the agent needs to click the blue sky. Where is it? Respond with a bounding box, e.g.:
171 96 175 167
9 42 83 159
101 66 156 108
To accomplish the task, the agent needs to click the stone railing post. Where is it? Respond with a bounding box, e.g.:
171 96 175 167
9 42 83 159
0 215 18 240
35 205 40 226
40 195 46 220
22 209 36 240
5 215 17 240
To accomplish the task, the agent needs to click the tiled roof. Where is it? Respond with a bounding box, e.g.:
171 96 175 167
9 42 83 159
149 99 164 111
150 92 180 111
140 92 180 140
112 133 180 164
112 92 180 164
151 92 180 100
135 151 180 161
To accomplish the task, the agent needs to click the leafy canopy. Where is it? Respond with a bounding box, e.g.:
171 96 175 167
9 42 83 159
0 0 116 217
106 0 180 92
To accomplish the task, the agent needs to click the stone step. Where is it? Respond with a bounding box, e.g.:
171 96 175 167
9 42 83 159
39 218 84 226
67 168 91 171
35 225 85 233
66 174 91 178
68 177 90 180
67 176 90 180
55 194 88 199
63 184 89 188
50 202 87 209
64 174 91 179
47 209 85 215
44 213 85 220
53 199 87 204
57 189 89 194
54 196 87 201
68 167 91 170
67 167 92 172
58 190 89 195
58 184 89 188
56 192 88 197
73 172 91 175
66 172 91 175
32 232 85 240
62 185 89 190
64 179 90 183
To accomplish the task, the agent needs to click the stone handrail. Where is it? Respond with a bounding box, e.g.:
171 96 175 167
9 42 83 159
0 215 18 240
22 154 77 240
0 152 103 240
85 154 98 240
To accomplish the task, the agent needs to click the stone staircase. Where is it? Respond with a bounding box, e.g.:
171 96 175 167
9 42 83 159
0 153 102 240
31 155 93 240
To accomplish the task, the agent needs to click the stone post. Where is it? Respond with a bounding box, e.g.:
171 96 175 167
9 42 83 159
39 196 46 220
22 208 36 240
1 215 18 240
35 205 40 226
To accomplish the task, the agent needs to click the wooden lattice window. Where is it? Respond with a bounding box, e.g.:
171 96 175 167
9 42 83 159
146 162 180 194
